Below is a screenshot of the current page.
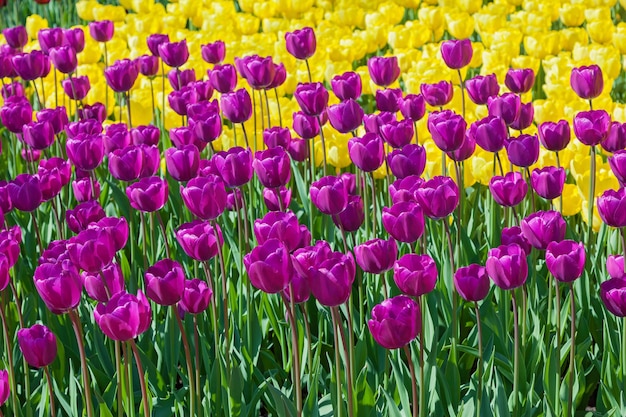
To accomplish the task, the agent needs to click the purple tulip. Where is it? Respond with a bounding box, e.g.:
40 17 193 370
489 172 527 207
399 94 426 122
368 295 420 349
367 56 400 88
168 68 196 91
158 40 189 68
331 71 362 101
466 73 500 105
180 279 213 314
209 64 237 94
253 147 291 189
11 51 46 80
7 174 42 212
263 127 291 149
285 27 316 60
0 371 8 407
308 250 355 306
17 324 57 368
126 176 168 213
3 26 27 49
147 34 170 56
62 75 90 100
506 134 539 167
598 188 626 227
66 200 105 233
380 119 414 149
91 217 128 252
237 55 276 90
175 220 221 262
501 226 531 255
104 59 139 93
538 120 571 152
89 20 114 42
393 254 437 297
94 290 151 341
68 228 116 273
1 99 32 133
263 186 291 211
22 121 54 150
332 195 364 232
389 175 422 204
71 177 100 203
348 133 384 172
49 45 77 74
607 255 626 279
600 278 626 317
440 39 473 69
327 99 364 134
415 176 459 220
454 264 490 302
601 122 626 153
488 93 521 126
108 146 142 181
421 81 454 107
144 258 185 305
2 81 25 99
66 133 105 171
510 102 534 131
505 68 535 94
77 103 106 124
570 65 603 100
292 111 320 139
520 210 566 250
137 54 159 78
33 261 83 314
63 27 85 53
546 240 585 282
486 243 528 290
376 88 402 113
531 167 566 200
364 112 396 135
244 239 293 293
131 125 160 147
447 132 476 162
180 175 227 220
212 147 253 187
168 86 197 116
38 28 64 54
382 201 425 243
294 82 328 117
355 238 398 274
82 263 125 302
310 175 349 215
427 110 466 152
573 110 611 146
220 88 252 124
609 150 626 186
201 41 225 64
254 211 302 252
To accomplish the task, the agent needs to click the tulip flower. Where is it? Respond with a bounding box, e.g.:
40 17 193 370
108 145 143 182
348 133 385 172
94 290 152 341
454 264 490 302
7 174 42 212
180 175 227 220
3 26 27 49
609 151 626 187
308 251 355 306
327 99 364 133
488 93 521 126
175 220 221 262
88 20 113 42
131 125 160 147
209 64 238 94
489 172 528 207
375 88 402 113
11 51 46 80
292 111 320 139
180 279 213 314
63 27 85 53
598 188 626 228
531 167 566 200
380 119 414 149
104 59 139 93
607 255 626 279
506 134 539 168
126 176 168 213
573 110 611 146
332 195 364 232
355 238 398 274
17 324 57 368
545 240 585 283
0 370 9 407
600 278 626 317
294 82 328 117
570 65 603 100
415 176 459 220
147 34 170 57
485 243 528 290
400 94 426 122
103 124 131 154
253 147 291 189
221 88 252 124
201 41 225 64
501 226 532 255
0 99 32 133
510 102 534 131
465 74 500 105
49 45 77 74
144 259 185 306
244 239 293 294
368 295 420 349
285 27 316 60
61 75 90 100
331 71 362 101
310 176 349 215
382 202 425 243
165 145 200 182
367 56 400 87
440 39 473 69
505 68 535 94
421 81 454 107
33 260 83 314
427 110 466 152
82 263 125 303
602 122 626 153
212 147 253 188
158 40 189 68
520 210 566 250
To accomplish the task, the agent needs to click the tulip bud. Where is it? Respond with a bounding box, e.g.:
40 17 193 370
368 295 420 349
17 324 57 368
454 264 490 302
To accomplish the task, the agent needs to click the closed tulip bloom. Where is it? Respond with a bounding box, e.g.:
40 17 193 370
170 126 205 151
288 138 309 161
598 188 626 227
212 147 253 187
292 111 320 139
263 186 291 211
2 81 24 99
3 26 27 49
63 27 85 53
531 167 566 200
368 295 420 349
489 172 527 207
201 41 225 64
72 177 100 202
144 258 185 305
94 290 151 341
137 54 159 78
466 74 500 105
253 147 291 189
147 34 169 56
331 71 361 101
454 264 490 302
126 176 168 212
38 28 64 54
570 65 603 100
1 100 32 133
486 243 528 290
546 240 585 282
520 210 566 250
89 20 113 42
0 255 8 291
39 239 68 265
538 120 571 152
573 110 611 146
421 81 454 107
400 94 426 122
285 27 316 60
440 39 473 69
505 68 535 94
209 64 237 94
180 175 227 220
506 134 539 167
364 112 396 135
37 107 68 135
268 63 286 89
237 55 275 90
389 176 422 204
68 228 116 272
263 127 291 149
158 39 189 68
601 122 626 153
0 370 8 406
108 146 142 181
415 176 459 220
428 110 466 152
609 151 626 186
66 133 104 170
333 195 364 232
61 75 90 100
328 99 364 134
244 239 293 293
37 166 63 201
447 132 476 162
254 211 302 252
17 324 57 368
348 133 384 172
501 226 531 255
355 238 398 274
49 45 77 74
180 279 213 314
393 254 437 297
77 250 121 295
382 201 425 243
310 176 349 215
600 278 626 317
380 119 414 149
165 145 199 182
131 125 160 147
33 260 83 314
488 93 521 126
104 59 139 93
175 220 221 261
91 217 128 252
0 227 21 268
308 251 355 306
66 200 105 233
168 86 198 116
607 255 626 279
168 68 196 91
0 48 16 79
23 121 54 150
375 88 402 113
292 241 332 280
11 51 46 80
77 103 105 124
368 56 400 87
189 114 222 144
510 102 534 131
221 88 252 124
7 174 42 212
294 82 328 117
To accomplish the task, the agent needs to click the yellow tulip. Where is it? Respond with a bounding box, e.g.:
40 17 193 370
584 8 611 22
418 6 445 32
559 3 585 27
446 12 475 40
523 32 560 59
559 28 589 51
552 183 582 217
76 1 97 21
587 20 614 45
580 199 603 232
457 0 482 14
25 15 48 40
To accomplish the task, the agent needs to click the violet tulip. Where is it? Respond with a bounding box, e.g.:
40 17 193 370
89 20 113 42
545 240 585 282
421 81 454 107
145 258 185 305
602 122 626 153
49 45 77 74
17 324 57 368
454 264 490 302
393 254 438 297
570 65 603 100
263 186 291 211
221 88 252 124
126 176 168 212
285 27 316 60
376 88 402 113
212 146 253 188
415 176 459 220
158 40 189 68
83 263 125 303
609 150 626 186
201 41 225 64
506 134 539 168
598 188 626 227
440 39 473 69
253 211 302 252
310 175 349 215
331 71 362 101
400 94 426 122
263 127 291 149
327 99 364 133
520 210 567 250
61 75 90 100
104 59 139 93
573 110 611 146
368 295 420 349
244 239 293 294
253 147 291 189
382 201 425 243
308 251 355 306
367 56 400 87
66 134 105 171
531 167 566 200
33 261 83 314
209 64 237 94
427 110 466 152
332 195 364 232
600 278 626 317
465 73 500 105
489 172 528 207
505 68 535 94
488 93 521 126
538 120 571 152
66 200 105 233
292 111 320 139
180 175 227 220
180 279 213 314
485 243 528 290
175 220 221 261
165 145 200 182
380 119 414 149
348 132 385 172
108 145 143 182
94 290 151 341
3 26 27 50
355 238 398 274
23 121 55 150
501 226 532 255
294 82 328 117
7 174 42 212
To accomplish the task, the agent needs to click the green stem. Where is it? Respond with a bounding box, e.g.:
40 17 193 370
316 116 328 175
274 88 282 127
212 221 231 374
554 276 561 416
174 307 196 416
241 123 250 150
304 59 313 83
193 316 203 417
512 290 520 417
457 69 466 119
115 341 123 417
0 299 18 414
44 366 56 417
567 283 576 417
129 340 151 417
403 345 419 417
419 297 425 417
149 79 156 124
69 310 94 417
161 61 166 136
284 290 302 417
474 302 483 417
331 309 343 417
588 145 596 249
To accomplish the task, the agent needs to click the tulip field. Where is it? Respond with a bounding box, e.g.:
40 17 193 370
4 0 626 416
